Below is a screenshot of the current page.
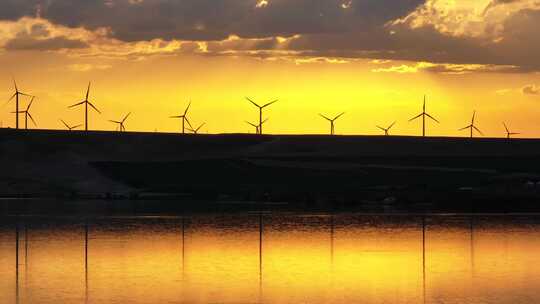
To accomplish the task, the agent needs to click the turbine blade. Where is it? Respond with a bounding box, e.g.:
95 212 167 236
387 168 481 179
473 126 483 135
376 126 386 131
13 78 18 92
27 112 36 126
26 97 34 111
8 92 17 102
262 99 278 108
87 102 101 114
170 115 182 118
184 117 193 129
122 112 131 122
503 122 509 133
73 124 83 129
184 102 191 115
245 121 257 127
60 119 70 129
109 120 121 124
409 113 422 122
388 121 396 129
425 113 440 123
86 82 91 100
262 118 269 124
246 97 260 108
459 125 471 131
319 114 331 121
197 123 205 131
334 112 345 120
69 101 85 108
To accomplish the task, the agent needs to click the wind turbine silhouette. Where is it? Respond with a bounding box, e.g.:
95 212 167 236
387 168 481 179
109 112 131 132
409 95 439 137
503 122 519 139
376 121 396 136
319 112 345 135
187 122 205 134
68 82 101 131
246 97 277 135
459 111 483 138
246 118 268 134
13 97 36 130
60 119 82 131
7 79 33 129
170 102 192 134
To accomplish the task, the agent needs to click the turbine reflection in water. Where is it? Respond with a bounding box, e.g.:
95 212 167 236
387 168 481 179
1 214 540 303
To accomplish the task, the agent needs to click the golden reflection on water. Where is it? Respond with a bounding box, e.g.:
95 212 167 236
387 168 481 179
1 214 540 303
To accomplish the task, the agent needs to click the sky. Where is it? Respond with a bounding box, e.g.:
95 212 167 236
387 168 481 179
0 0 539 137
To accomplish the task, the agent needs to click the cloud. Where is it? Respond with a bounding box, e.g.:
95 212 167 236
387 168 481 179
372 63 424 74
0 18 93 51
68 63 112 72
4 25 89 50
0 1 539 73
522 84 540 95
372 61 519 74
1 0 424 41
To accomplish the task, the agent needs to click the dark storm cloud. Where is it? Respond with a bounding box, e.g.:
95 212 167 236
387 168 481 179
284 5 540 72
1 0 424 41
1 0 539 73
4 22 89 51
0 0 38 20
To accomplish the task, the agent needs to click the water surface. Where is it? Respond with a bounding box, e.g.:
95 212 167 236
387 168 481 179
1 213 540 303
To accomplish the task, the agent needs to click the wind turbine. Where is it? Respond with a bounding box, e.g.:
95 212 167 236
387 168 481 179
246 118 268 134
109 112 131 132
170 102 192 134
459 111 483 138
60 119 82 131
13 97 36 130
7 79 33 129
319 112 345 135
376 121 396 136
187 122 205 134
246 97 277 135
503 122 519 139
409 95 439 137
68 82 101 131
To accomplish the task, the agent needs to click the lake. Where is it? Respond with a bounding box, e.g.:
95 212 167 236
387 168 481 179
1 213 540 303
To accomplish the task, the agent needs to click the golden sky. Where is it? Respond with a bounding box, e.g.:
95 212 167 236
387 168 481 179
0 0 539 137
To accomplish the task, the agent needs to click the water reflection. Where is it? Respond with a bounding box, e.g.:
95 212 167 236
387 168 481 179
1 213 540 303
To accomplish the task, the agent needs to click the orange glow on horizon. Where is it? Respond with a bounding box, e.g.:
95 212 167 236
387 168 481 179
0 52 539 138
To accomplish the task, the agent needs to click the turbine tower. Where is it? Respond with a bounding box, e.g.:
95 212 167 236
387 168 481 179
376 121 396 136
409 95 439 137
503 122 519 139
68 82 101 131
109 112 131 132
246 97 277 135
187 122 205 134
246 118 268 134
7 79 33 129
13 97 36 130
459 111 483 138
60 119 82 131
170 102 192 134
319 112 345 135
